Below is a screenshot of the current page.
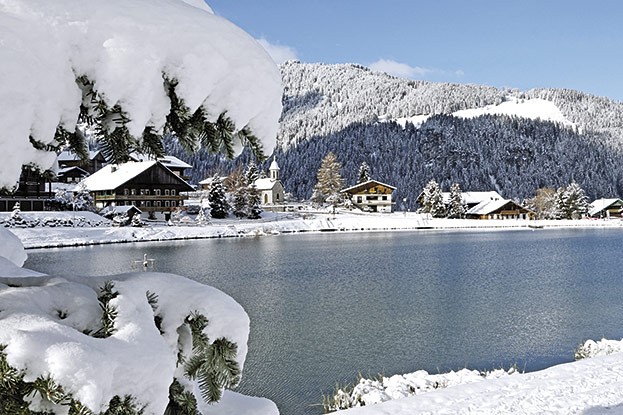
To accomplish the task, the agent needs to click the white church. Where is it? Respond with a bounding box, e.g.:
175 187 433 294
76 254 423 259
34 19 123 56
254 158 286 211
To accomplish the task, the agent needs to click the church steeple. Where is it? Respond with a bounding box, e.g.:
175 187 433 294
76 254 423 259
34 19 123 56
269 157 280 181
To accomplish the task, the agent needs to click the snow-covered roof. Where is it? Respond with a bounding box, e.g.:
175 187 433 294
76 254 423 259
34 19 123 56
129 153 192 170
57 166 89 176
442 191 504 205
254 178 280 191
198 176 228 186
467 199 516 216
57 150 103 162
341 179 396 194
588 198 623 216
78 161 157 191
269 158 280 171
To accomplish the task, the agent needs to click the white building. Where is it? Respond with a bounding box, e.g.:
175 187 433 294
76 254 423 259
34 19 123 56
254 158 285 210
340 180 396 213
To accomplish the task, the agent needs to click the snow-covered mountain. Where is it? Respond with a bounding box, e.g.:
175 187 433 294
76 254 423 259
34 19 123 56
178 61 623 208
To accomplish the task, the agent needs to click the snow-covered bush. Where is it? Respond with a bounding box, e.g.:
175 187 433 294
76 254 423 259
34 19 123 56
0 271 276 414
323 367 519 412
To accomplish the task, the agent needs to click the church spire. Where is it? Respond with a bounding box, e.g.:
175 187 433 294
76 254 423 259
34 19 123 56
269 156 280 181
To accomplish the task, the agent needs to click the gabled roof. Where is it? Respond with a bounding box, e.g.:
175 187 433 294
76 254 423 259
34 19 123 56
466 199 532 216
588 198 623 216
129 153 192 170
340 179 396 194
57 166 90 176
77 161 193 192
254 178 281 191
441 191 504 205
57 150 104 162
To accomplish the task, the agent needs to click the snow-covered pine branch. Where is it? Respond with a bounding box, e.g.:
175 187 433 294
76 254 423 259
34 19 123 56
0 0 282 190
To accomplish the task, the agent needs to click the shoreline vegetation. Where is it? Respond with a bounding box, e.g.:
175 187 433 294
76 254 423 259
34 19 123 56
3 210 622 250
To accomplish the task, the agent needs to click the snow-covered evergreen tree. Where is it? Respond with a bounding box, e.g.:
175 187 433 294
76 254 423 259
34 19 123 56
312 152 345 205
246 161 260 184
247 186 263 219
447 183 466 218
232 185 249 219
357 161 371 183
208 175 229 219
557 182 590 219
419 180 446 218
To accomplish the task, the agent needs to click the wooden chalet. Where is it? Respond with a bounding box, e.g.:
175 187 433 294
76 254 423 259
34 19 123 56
56 166 90 183
57 150 107 174
79 161 194 220
340 180 396 213
588 198 623 218
466 198 534 220
0 167 54 212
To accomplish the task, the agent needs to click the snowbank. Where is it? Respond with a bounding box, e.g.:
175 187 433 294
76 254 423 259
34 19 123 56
0 227 26 267
334 349 623 414
5 211 623 249
0 0 282 189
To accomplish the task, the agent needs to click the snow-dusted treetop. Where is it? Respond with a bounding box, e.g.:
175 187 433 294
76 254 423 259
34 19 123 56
0 0 282 189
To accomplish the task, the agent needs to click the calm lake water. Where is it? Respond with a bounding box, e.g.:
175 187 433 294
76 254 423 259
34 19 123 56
24 228 623 415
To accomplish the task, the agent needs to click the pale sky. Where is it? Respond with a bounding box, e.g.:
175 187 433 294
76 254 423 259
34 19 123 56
207 0 623 102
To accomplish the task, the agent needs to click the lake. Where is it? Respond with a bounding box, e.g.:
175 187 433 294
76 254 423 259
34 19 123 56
24 228 623 415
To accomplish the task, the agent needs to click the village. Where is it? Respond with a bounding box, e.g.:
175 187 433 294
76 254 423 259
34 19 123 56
1 149 622 228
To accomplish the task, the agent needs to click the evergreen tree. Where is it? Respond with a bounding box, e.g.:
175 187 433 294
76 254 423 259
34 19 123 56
245 161 260 185
247 186 263 219
562 182 590 219
419 179 446 217
312 152 345 205
357 161 371 183
232 186 249 218
447 183 466 218
208 175 229 219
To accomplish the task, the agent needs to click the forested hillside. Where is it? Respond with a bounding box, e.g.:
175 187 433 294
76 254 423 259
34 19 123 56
170 61 623 209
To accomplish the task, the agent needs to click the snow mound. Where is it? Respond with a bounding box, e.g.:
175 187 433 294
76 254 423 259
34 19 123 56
0 0 282 189
0 269 267 414
0 228 27 267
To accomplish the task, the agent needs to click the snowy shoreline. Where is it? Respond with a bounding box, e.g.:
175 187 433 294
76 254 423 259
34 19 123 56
4 210 623 250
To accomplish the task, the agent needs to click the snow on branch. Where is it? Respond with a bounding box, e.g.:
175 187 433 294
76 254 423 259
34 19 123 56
0 0 282 189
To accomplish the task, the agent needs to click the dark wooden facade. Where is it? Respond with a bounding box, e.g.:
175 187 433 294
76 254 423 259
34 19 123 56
0 167 53 212
89 162 194 218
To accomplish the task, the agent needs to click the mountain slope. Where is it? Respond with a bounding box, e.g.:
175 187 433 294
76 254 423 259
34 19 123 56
174 61 623 209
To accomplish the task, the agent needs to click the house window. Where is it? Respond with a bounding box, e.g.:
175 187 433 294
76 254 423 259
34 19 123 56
357 196 362 203
276 193 280 201
140 189 145 195
131 189 137 195
154 189 161 196
382 196 387 201
165 189 170 196
165 201 170 207
124 188 129 195
171 189 176 196
156 201 161 207
146 201 151 207
144 189 150 195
